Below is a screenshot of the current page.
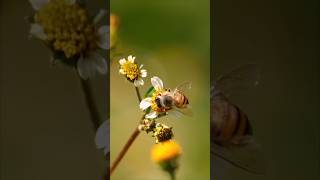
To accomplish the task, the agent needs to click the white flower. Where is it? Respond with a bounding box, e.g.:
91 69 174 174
139 77 167 119
75 24 109 79
95 120 110 155
28 0 109 79
119 55 147 87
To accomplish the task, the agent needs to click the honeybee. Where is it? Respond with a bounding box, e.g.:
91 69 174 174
154 82 192 118
155 82 191 109
211 64 266 175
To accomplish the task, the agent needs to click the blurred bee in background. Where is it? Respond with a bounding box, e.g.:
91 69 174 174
211 64 266 176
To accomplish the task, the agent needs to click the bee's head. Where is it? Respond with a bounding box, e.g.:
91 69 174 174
163 95 173 107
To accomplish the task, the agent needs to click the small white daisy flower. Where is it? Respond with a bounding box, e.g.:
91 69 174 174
28 0 109 80
139 77 170 119
119 55 147 87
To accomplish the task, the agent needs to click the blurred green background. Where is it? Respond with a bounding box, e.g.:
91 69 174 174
110 0 210 180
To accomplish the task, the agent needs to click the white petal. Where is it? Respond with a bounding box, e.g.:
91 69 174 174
145 111 158 119
29 0 50 10
139 64 144 69
151 76 163 91
119 69 125 74
119 58 126 65
140 69 147 78
128 55 135 63
96 25 109 50
139 97 152 110
93 9 107 24
95 120 110 153
134 78 144 87
30 23 47 40
89 51 108 74
77 55 96 79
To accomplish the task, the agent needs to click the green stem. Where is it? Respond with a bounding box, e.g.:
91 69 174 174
169 171 176 180
135 86 142 102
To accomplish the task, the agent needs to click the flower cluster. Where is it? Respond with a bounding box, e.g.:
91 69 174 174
117 54 189 177
29 0 108 79
118 56 191 144
138 119 173 143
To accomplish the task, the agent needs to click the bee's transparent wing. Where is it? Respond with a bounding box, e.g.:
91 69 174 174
171 106 193 117
174 82 192 94
214 64 260 98
211 140 267 175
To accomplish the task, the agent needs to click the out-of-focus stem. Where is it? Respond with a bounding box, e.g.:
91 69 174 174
169 172 176 180
80 77 100 131
79 78 101 130
110 127 140 175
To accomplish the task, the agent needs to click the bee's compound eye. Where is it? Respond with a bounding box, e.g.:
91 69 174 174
164 96 173 106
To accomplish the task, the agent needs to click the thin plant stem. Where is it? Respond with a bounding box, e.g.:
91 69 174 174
110 86 143 175
79 78 101 131
135 86 142 102
110 127 140 175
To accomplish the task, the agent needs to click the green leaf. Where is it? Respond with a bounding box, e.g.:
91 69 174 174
145 107 151 114
144 86 155 98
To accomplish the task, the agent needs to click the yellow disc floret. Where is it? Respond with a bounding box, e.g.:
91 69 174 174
35 0 97 58
151 140 182 163
120 61 140 81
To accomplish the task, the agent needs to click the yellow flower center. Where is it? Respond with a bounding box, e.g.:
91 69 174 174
35 0 97 58
151 140 182 163
121 61 140 80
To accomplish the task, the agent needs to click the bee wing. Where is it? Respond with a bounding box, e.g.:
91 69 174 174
174 82 192 94
213 64 260 98
211 139 267 175
171 106 193 117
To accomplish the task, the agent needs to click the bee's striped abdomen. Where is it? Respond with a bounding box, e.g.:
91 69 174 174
173 92 189 108
212 94 253 145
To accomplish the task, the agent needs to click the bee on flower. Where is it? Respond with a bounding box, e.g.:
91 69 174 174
28 0 109 79
119 55 147 86
139 76 192 119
